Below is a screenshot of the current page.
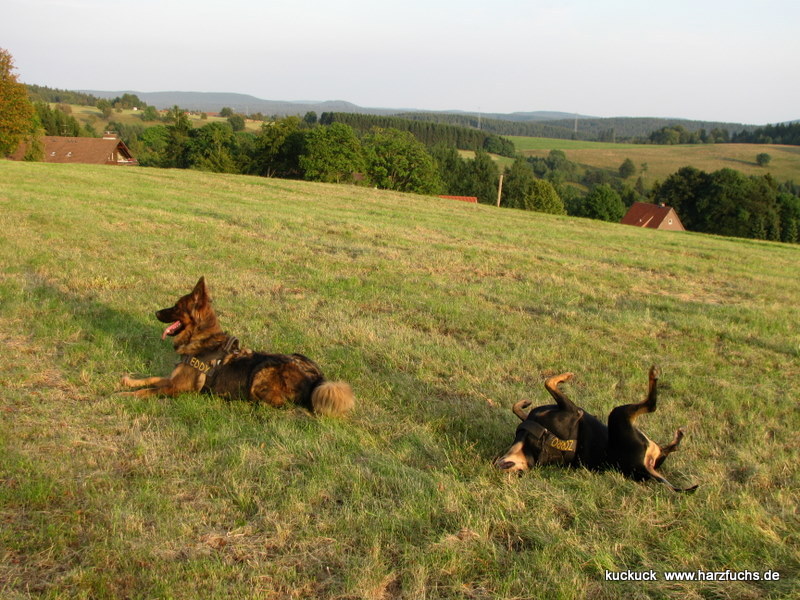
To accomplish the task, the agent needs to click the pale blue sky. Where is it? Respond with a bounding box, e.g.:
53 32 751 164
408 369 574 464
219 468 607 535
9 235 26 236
4 0 798 124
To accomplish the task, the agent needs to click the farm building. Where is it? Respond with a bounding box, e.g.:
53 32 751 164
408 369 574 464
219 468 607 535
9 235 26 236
8 135 137 166
621 202 685 231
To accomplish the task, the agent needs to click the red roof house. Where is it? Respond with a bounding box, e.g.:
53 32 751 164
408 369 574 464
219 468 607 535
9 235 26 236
621 202 685 231
9 135 137 165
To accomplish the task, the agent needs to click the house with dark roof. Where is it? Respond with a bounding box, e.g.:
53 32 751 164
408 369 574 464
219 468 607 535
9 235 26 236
621 202 685 231
9 135 137 165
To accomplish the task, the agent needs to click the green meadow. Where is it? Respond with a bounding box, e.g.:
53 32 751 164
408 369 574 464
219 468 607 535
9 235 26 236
1 161 798 599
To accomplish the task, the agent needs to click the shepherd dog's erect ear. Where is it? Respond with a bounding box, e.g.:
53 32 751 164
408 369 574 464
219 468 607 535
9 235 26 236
191 276 210 305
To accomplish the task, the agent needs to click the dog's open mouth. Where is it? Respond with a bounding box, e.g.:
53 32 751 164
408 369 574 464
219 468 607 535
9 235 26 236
161 320 184 340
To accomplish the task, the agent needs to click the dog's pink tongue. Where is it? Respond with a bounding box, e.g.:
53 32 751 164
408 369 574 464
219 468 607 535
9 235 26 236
161 321 181 340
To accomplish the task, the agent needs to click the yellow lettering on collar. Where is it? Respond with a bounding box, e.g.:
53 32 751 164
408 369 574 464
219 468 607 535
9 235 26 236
550 438 576 452
189 357 211 373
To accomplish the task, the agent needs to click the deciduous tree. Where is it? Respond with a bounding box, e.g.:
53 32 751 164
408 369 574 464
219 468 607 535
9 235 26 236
576 184 625 222
253 116 305 178
300 123 364 183
0 48 35 156
362 127 441 194
619 158 636 178
227 114 245 132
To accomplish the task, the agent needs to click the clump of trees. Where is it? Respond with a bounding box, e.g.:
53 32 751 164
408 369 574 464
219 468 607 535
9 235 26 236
756 153 772 167
732 122 800 146
320 112 517 157
652 166 799 242
648 125 731 145
573 184 625 222
33 102 96 137
501 157 564 214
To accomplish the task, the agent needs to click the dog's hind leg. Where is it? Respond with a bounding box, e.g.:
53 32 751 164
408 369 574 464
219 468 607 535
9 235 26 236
654 428 686 468
660 427 685 455
544 372 582 415
612 365 661 425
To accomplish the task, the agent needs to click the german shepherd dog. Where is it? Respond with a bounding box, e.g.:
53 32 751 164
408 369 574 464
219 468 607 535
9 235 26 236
121 277 355 416
494 367 697 492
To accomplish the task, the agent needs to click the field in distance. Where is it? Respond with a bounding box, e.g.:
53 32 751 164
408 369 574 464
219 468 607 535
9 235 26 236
1 161 797 599
509 135 800 182
62 103 264 132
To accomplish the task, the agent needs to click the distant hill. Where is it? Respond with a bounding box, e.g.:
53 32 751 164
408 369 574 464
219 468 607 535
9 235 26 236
546 116 757 139
433 110 595 122
78 90 410 116
48 87 791 142
78 90 596 122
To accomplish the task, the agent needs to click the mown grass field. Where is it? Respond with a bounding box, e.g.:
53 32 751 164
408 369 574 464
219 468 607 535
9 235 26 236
1 161 798 599
509 136 800 183
508 138 642 152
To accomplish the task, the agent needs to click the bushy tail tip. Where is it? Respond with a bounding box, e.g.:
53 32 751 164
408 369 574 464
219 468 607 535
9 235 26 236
311 381 355 417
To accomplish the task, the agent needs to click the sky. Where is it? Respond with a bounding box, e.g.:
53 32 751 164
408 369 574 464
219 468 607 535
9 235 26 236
3 0 799 124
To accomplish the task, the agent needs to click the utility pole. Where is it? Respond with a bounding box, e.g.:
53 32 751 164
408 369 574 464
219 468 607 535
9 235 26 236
496 173 504 207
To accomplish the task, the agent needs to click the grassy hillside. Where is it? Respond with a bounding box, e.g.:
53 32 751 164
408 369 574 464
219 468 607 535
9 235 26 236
63 103 264 133
1 162 798 599
510 136 800 183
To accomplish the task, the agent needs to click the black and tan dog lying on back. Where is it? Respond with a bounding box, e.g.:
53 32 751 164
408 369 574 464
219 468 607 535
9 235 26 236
495 367 697 492
121 277 355 417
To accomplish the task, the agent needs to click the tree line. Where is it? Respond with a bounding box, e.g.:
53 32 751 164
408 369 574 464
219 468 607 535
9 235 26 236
395 112 590 141
731 122 800 145
26 84 100 106
393 112 763 144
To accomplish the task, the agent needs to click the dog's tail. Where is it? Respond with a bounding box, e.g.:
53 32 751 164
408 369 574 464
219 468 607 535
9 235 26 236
311 380 355 417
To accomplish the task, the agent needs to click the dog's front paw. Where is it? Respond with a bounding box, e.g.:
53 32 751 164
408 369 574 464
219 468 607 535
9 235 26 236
121 375 136 387
649 365 661 380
